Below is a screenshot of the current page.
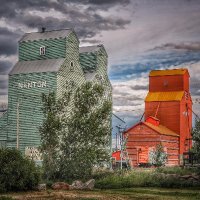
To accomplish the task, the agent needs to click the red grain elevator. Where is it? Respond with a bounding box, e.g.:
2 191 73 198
124 68 192 167
145 68 192 160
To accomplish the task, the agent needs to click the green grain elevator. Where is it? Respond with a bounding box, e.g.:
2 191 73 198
0 28 112 160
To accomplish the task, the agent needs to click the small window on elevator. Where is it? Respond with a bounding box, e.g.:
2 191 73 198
70 61 74 72
40 46 46 55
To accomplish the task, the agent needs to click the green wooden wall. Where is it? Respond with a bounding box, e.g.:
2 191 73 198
7 72 57 153
19 38 66 61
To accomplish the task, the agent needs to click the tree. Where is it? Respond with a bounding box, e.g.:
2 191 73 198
59 82 112 180
149 143 167 167
192 118 200 160
39 92 69 180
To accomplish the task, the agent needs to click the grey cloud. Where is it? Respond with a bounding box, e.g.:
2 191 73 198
1 1 130 42
190 77 200 96
15 11 130 38
153 42 200 52
113 96 143 106
88 0 130 5
0 27 20 56
0 80 8 90
0 60 13 74
130 85 148 90
0 89 7 95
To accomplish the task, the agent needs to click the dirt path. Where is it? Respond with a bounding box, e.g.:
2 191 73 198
0 190 130 200
1 188 200 200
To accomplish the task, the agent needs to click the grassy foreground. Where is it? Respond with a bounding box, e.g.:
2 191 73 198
0 188 200 200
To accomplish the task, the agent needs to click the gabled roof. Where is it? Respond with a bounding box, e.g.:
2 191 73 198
9 58 65 75
149 68 188 77
145 91 184 102
144 122 179 137
19 29 72 43
124 121 179 137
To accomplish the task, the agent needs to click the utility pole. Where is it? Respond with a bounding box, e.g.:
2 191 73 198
16 101 19 149
116 125 125 170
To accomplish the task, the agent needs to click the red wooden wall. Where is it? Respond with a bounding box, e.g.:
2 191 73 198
125 123 179 167
149 72 189 92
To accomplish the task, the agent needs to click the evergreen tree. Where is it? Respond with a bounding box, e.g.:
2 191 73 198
59 82 112 180
149 143 167 167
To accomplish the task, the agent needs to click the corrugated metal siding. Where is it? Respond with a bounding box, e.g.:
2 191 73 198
9 58 65 75
94 46 112 152
145 101 181 134
149 75 187 92
145 91 184 102
7 72 57 153
79 52 97 71
19 38 66 61
179 97 192 154
149 68 187 76
57 32 85 99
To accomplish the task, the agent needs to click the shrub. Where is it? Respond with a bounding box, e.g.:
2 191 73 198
0 148 41 192
149 143 167 167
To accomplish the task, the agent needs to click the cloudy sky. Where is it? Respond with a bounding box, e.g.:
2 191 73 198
0 0 200 132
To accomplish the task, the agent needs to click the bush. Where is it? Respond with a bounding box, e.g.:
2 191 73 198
149 143 167 167
0 148 41 192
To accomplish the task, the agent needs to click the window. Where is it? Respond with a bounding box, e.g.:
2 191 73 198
70 61 74 72
40 46 46 55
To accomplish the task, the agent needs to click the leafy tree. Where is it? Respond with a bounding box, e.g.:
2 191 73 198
39 92 69 180
0 148 40 192
59 82 112 180
149 143 167 167
192 118 200 159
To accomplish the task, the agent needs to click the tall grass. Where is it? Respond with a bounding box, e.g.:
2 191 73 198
95 168 200 189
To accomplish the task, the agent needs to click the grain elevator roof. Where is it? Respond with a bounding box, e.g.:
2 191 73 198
149 68 188 76
145 91 184 102
9 58 65 75
19 29 72 42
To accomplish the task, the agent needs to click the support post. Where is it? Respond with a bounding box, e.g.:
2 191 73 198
16 102 19 149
